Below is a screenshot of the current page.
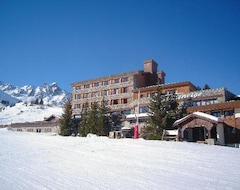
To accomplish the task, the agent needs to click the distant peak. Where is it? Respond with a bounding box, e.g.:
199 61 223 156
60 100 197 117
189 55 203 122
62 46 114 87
50 82 57 86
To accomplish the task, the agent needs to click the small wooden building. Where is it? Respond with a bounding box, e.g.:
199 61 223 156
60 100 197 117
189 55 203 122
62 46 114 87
172 112 240 146
9 115 60 134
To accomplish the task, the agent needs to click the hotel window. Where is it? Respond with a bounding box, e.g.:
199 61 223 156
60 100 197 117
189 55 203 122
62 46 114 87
104 90 108 96
84 93 89 98
113 99 118 105
114 78 119 83
212 111 221 117
122 77 128 82
94 82 99 87
123 98 128 104
122 87 128 93
84 84 90 89
103 81 109 86
202 100 207 106
192 101 201 107
140 106 149 113
93 92 98 97
76 86 81 90
167 90 176 94
209 98 218 104
76 104 81 109
147 93 154 98
77 94 81 99
114 88 119 94
224 110 234 116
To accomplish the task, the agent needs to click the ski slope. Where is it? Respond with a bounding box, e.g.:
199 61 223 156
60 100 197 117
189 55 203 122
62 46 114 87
0 128 239 190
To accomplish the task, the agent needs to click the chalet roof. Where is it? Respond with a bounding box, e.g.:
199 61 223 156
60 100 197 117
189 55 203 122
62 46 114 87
173 112 240 130
187 100 240 113
173 112 222 128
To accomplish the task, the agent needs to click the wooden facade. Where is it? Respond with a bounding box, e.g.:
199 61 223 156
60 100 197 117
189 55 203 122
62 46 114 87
132 81 198 100
173 112 240 146
187 100 240 114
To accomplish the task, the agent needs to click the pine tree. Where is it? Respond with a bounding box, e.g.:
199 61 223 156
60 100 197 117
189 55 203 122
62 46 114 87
203 84 210 90
98 101 111 136
143 85 181 140
59 100 73 136
39 99 44 105
78 101 111 137
88 102 99 134
78 105 89 137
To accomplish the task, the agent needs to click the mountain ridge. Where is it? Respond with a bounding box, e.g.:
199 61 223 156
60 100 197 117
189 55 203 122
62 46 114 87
0 81 69 125
0 81 70 107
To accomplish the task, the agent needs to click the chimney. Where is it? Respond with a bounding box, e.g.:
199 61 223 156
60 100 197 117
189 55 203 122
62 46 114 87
144 59 158 74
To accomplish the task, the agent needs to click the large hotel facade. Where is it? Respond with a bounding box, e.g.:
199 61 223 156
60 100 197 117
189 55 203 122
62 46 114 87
71 59 166 117
71 59 240 145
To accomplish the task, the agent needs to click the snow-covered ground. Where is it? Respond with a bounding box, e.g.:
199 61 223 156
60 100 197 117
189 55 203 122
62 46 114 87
0 103 63 125
0 128 239 190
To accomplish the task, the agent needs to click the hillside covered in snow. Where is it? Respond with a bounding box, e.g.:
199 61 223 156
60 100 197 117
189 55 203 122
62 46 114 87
0 81 70 124
0 128 239 190
0 103 63 125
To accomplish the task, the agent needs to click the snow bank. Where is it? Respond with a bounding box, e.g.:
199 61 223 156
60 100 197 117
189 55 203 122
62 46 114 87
0 129 239 190
0 103 63 125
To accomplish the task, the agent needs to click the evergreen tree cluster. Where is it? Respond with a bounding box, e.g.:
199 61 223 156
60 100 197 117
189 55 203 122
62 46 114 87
143 86 184 140
79 102 111 137
60 86 186 140
59 100 111 137
30 98 44 105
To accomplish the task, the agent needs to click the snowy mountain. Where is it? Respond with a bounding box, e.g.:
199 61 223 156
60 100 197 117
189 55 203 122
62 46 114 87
0 81 70 124
0 90 19 108
0 81 70 107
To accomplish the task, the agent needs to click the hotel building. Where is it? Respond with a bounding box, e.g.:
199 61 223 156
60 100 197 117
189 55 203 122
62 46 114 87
71 59 165 117
71 59 240 145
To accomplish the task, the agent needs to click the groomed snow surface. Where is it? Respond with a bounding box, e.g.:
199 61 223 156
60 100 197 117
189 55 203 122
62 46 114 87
0 129 239 190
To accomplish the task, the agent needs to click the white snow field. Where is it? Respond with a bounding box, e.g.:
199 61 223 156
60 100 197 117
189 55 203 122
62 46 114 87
0 103 63 125
0 128 239 190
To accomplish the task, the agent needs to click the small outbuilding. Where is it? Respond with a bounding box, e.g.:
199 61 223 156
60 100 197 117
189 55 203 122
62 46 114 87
173 112 225 145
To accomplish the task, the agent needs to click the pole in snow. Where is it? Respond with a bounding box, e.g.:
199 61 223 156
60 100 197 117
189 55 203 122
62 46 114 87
134 88 140 139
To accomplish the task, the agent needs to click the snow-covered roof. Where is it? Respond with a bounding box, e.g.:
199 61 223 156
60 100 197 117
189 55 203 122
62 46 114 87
173 111 222 127
193 112 222 122
165 129 178 135
121 126 132 130
126 113 148 119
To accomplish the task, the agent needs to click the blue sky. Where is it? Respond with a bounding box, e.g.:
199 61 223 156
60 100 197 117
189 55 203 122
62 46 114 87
1 0 240 94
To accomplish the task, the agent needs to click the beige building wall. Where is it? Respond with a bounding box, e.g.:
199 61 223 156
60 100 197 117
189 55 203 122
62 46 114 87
71 71 138 116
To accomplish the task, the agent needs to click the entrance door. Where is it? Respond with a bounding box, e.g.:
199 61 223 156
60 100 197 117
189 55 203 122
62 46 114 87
183 127 205 142
192 127 205 141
